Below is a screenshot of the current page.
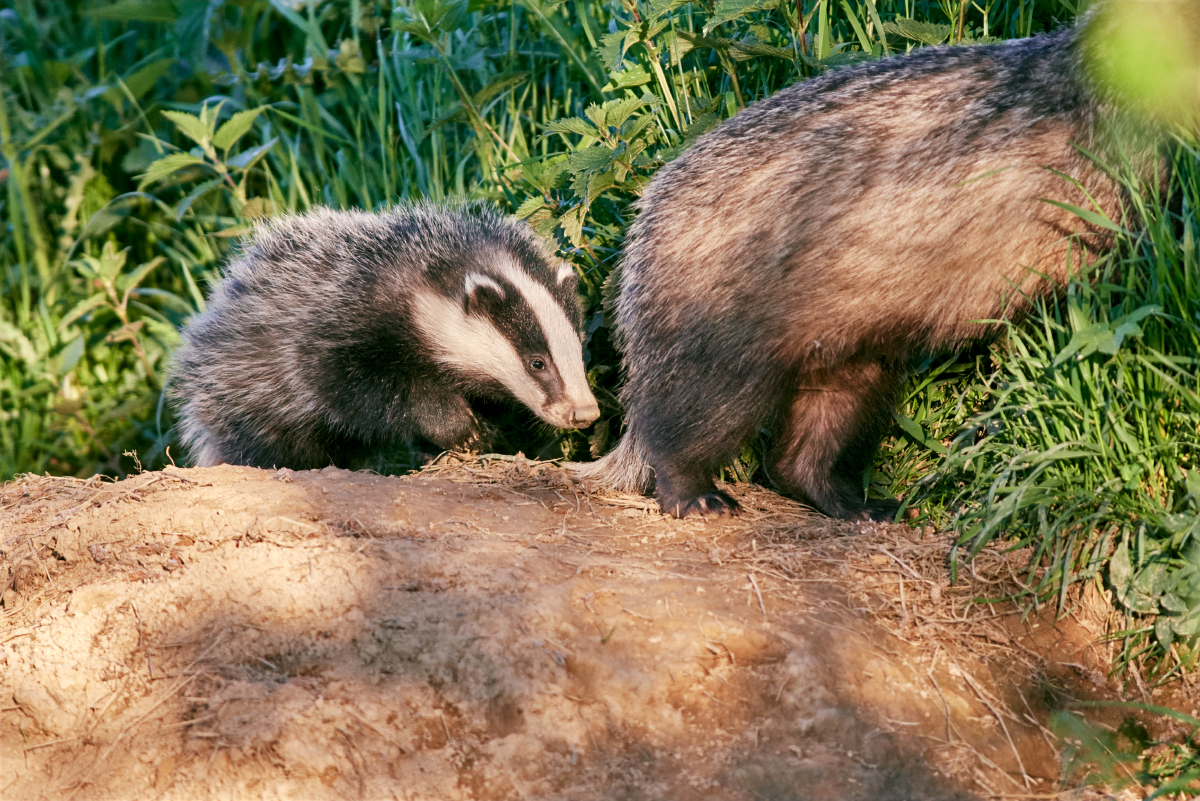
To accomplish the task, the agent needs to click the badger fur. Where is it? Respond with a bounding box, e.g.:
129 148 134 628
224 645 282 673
171 202 600 469
576 15 1166 520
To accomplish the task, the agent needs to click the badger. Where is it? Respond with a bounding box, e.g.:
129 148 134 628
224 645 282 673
574 12 1170 520
170 202 600 470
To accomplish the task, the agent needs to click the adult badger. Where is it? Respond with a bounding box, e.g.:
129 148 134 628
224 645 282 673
576 11 1170 519
171 202 600 469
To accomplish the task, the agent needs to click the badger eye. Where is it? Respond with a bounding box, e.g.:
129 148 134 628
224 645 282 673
529 357 547 371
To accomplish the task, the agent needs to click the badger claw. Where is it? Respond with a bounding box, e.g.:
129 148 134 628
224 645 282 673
666 491 739 518
848 499 903 523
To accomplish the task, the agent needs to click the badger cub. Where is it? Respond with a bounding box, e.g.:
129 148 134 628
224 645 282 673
577 13 1164 520
171 202 600 470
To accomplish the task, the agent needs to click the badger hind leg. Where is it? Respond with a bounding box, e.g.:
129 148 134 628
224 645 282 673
771 360 906 522
567 430 656 494
571 428 737 517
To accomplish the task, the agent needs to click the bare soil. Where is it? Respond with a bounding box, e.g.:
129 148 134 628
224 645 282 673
0 457 1153 800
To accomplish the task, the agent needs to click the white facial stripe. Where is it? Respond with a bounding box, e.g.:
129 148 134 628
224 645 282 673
464 272 505 300
410 287 546 412
556 262 576 285
494 257 596 409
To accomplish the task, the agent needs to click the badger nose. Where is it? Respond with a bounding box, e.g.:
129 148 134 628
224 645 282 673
569 404 601 427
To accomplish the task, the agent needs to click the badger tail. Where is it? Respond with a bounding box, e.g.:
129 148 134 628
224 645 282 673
567 429 655 494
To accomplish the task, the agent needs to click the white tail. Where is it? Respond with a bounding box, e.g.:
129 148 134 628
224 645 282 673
567 430 655 493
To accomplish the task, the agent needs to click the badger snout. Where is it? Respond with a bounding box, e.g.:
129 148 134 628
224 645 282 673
543 397 600 429
569 403 601 427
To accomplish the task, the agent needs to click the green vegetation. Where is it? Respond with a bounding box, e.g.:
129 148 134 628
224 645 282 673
1 0 1198 754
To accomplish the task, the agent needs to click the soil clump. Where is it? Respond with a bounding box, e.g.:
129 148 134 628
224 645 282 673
0 457 1154 799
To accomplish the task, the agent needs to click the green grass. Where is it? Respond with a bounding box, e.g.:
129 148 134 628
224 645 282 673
2 0 1198 732
922 145 1200 675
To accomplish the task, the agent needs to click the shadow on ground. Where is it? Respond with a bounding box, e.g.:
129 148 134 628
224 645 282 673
0 460 1132 800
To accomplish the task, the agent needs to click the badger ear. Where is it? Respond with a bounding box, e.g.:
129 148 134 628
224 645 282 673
556 262 577 286
463 272 506 314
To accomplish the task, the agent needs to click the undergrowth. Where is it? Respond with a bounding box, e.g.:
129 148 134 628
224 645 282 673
2 0 1199 777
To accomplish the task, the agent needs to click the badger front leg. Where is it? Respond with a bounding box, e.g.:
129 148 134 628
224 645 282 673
631 365 783 518
651 454 740 518
771 360 905 521
637 405 765 518
410 387 492 452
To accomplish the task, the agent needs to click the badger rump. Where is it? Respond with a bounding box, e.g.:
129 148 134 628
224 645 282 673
575 14 1165 520
170 201 599 470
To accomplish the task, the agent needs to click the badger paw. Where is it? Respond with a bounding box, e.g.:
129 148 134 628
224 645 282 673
852 499 902 523
667 491 739 519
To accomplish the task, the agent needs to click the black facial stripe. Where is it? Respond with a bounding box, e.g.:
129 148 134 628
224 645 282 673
471 276 551 357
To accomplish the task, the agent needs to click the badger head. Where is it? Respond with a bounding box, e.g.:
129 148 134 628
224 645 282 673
414 255 600 430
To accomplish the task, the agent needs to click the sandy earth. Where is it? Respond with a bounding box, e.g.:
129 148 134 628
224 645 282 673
0 457 1159 800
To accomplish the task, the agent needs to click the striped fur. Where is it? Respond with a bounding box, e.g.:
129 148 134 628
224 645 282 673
170 201 598 470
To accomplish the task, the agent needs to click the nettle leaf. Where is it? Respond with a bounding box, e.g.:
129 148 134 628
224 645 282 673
212 107 267 151
646 0 688 21
704 0 779 35
626 113 659 142
584 103 608 133
138 153 207 188
567 145 616 176
599 27 644 72
98 242 129 280
226 138 279 170
161 110 213 148
57 294 109 332
677 30 726 53
599 30 627 72
606 96 655 129
543 118 600 139
522 159 568 195
681 111 721 144
585 170 616 204
601 63 652 92
559 205 586 247
881 18 953 46
116 257 165 294
727 39 796 61
392 18 435 40
424 0 469 32
514 195 547 220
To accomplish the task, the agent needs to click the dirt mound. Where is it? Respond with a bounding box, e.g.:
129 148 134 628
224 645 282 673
0 458 1140 799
